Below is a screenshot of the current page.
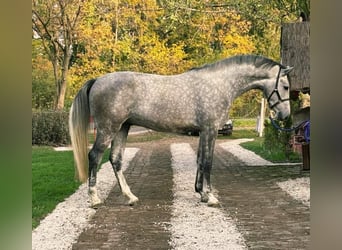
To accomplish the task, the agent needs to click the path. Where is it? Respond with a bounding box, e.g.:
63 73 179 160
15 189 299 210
33 135 309 249
71 136 309 249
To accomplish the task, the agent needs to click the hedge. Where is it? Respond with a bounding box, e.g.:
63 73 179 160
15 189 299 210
32 111 70 146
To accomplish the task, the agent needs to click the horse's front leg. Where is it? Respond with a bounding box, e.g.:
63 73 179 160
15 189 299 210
195 136 204 193
195 128 219 206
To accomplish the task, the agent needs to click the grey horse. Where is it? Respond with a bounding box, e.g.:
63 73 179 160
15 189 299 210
69 55 293 207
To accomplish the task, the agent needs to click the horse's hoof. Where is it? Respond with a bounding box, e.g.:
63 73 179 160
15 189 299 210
128 196 139 206
89 187 102 208
90 200 103 209
200 192 209 203
207 193 219 207
207 199 220 207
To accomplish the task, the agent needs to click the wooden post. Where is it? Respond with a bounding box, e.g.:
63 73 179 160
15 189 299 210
281 22 310 92
258 98 266 137
301 143 310 171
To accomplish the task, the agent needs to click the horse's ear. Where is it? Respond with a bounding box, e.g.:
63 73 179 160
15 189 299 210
281 66 294 76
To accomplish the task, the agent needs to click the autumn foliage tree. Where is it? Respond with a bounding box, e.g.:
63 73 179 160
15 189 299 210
32 0 306 113
67 0 256 106
32 0 86 110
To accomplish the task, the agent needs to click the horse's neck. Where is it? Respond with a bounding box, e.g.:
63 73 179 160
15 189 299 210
188 63 274 100
222 64 271 98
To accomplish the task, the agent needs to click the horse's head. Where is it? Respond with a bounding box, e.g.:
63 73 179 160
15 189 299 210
264 65 293 120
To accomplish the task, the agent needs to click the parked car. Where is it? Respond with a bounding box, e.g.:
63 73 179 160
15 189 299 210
218 119 233 136
186 119 233 136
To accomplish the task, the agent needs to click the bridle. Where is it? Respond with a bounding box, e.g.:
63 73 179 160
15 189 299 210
266 66 290 109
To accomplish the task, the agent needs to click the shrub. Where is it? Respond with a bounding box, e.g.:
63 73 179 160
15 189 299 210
32 111 70 146
263 118 292 159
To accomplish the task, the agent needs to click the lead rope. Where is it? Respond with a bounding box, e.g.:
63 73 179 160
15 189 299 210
269 116 310 142
269 116 308 132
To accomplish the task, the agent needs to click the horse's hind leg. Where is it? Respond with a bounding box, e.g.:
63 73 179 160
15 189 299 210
88 132 112 207
109 123 139 205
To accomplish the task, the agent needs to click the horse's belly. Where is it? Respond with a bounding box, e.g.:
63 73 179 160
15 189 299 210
128 114 199 134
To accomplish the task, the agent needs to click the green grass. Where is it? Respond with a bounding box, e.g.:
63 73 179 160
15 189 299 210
232 118 257 128
217 127 301 163
219 120 302 163
32 145 110 229
32 146 81 229
240 136 301 163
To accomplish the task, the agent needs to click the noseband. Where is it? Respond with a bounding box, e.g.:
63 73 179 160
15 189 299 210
267 67 290 109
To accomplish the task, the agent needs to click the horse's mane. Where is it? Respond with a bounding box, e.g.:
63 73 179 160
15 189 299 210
190 55 283 72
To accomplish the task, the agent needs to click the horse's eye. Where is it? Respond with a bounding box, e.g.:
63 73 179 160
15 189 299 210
284 86 289 90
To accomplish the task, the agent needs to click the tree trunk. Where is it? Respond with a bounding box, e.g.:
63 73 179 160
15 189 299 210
54 50 71 110
56 79 67 110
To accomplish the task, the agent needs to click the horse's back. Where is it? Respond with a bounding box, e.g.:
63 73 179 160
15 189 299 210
88 71 201 132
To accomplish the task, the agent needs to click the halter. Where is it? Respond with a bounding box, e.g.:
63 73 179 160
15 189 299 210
267 67 310 135
266 66 290 109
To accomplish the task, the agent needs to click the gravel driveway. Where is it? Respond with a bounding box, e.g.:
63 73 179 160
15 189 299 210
32 136 309 250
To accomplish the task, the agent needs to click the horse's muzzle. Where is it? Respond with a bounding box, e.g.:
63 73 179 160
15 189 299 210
275 110 290 121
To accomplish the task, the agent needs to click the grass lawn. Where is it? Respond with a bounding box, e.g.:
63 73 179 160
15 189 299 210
32 147 84 229
217 121 301 163
240 136 301 163
32 146 110 229
232 118 257 128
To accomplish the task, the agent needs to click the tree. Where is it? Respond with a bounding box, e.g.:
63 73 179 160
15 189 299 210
66 0 187 101
32 39 55 110
32 0 85 110
67 0 191 106
66 0 118 104
157 1 256 64
33 0 306 115
266 0 310 21
229 90 262 118
221 0 310 59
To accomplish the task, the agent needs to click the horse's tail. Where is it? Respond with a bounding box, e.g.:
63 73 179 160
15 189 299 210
69 79 96 183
